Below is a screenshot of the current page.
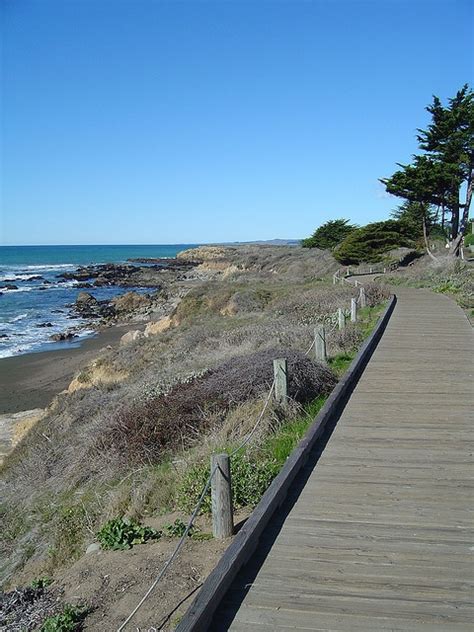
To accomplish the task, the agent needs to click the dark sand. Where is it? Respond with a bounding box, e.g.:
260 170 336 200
0 325 137 414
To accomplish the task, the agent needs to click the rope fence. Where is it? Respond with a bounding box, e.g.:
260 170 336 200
116 267 388 631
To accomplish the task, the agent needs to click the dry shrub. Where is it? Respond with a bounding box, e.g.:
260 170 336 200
269 286 355 325
363 282 391 306
100 348 337 465
328 324 364 355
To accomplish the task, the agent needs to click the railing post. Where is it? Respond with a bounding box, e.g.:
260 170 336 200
359 286 366 308
338 308 345 330
369 267 373 273
314 325 327 363
273 358 288 404
211 454 234 539
351 298 357 322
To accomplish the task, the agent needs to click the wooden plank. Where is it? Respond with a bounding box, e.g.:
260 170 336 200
212 605 474 631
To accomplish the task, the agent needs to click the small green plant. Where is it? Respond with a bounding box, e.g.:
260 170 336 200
164 518 200 538
40 604 86 632
96 517 162 550
31 576 53 590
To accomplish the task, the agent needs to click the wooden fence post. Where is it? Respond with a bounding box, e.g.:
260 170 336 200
351 298 357 322
211 454 234 539
273 358 288 404
338 308 345 330
359 286 366 308
314 325 327 363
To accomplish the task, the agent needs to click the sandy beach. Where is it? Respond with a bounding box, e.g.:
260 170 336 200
0 324 137 414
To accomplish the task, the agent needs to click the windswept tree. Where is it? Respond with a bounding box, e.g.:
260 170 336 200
381 85 474 256
333 220 413 265
302 218 357 250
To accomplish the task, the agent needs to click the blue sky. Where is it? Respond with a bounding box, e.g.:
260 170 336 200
1 0 472 245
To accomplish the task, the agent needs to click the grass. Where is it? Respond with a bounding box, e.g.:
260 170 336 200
329 352 355 377
264 396 327 467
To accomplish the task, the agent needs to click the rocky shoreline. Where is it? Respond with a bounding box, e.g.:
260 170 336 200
47 258 200 343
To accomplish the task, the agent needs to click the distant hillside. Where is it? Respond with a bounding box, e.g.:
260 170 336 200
221 239 301 246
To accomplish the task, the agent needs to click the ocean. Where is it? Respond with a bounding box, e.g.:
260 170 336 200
0 244 194 358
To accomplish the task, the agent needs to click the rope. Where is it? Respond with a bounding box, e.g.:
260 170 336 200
305 338 316 356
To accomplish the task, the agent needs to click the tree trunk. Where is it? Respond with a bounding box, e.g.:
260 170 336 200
459 168 473 235
451 202 460 240
450 169 473 257
422 217 438 262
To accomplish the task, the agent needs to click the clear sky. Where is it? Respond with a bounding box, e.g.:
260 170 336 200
1 0 472 245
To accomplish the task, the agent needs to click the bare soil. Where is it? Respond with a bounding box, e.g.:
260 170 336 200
54 512 250 631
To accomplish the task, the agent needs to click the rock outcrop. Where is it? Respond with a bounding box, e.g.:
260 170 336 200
120 329 144 345
144 316 173 337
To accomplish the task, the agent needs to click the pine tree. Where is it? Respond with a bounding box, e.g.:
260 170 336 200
381 85 473 256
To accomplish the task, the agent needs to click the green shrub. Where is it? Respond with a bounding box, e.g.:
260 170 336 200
333 220 413 264
302 219 357 250
40 604 86 632
464 232 474 247
96 517 162 550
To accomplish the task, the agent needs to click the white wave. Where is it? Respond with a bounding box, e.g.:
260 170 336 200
12 313 28 322
0 341 37 359
0 274 45 281
0 286 35 294
23 264 76 271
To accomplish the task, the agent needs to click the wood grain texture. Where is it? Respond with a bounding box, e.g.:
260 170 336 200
209 287 474 630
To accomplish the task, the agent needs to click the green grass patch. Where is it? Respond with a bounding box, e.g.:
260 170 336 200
40 604 87 632
264 396 327 468
329 352 354 377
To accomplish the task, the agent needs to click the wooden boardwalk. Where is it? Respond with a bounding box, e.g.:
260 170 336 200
210 287 474 631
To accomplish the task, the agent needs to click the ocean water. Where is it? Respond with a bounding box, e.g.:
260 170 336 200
0 244 194 358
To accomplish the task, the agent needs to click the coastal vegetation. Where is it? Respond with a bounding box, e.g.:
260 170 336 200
301 218 356 250
303 85 473 263
0 244 390 629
